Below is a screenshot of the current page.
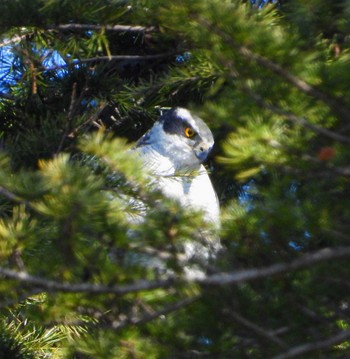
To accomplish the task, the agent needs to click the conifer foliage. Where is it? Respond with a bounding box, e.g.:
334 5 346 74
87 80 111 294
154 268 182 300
1 0 350 357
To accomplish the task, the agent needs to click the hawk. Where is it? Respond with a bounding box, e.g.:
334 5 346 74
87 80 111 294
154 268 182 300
130 107 220 278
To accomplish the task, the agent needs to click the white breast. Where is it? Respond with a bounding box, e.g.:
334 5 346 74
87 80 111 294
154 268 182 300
156 165 220 227
134 140 220 227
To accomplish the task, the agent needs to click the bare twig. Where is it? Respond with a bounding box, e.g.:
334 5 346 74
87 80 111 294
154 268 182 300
0 92 16 101
200 246 350 285
67 101 107 138
333 166 350 176
108 296 200 331
75 52 178 63
67 83 78 121
128 243 187 262
282 155 350 178
272 330 350 359
52 24 155 33
0 23 154 49
0 186 22 202
0 34 27 48
297 304 330 324
229 310 288 349
41 52 179 73
56 82 77 153
45 297 197 331
324 277 350 289
0 288 43 309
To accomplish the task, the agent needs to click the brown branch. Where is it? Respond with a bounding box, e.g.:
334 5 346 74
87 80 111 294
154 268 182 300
0 186 23 203
0 288 43 309
198 17 350 121
128 243 187 262
56 82 77 153
41 52 179 73
0 34 27 48
229 310 288 349
0 92 16 101
283 154 350 178
0 267 173 295
0 185 39 213
0 24 154 48
52 24 155 33
66 101 107 138
47 296 199 332
75 52 178 63
108 296 200 331
272 330 350 359
333 166 350 176
1 246 350 296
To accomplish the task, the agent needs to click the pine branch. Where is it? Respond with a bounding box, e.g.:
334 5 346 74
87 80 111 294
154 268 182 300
272 329 350 359
198 17 350 122
242 87 350 144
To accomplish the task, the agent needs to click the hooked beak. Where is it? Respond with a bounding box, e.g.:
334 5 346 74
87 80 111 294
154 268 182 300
194 142 213 162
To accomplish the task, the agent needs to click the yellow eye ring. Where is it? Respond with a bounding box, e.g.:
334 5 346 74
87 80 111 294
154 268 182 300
184 127 195 138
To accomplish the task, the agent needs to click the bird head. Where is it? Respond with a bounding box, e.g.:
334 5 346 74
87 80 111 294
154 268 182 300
136 107 214 171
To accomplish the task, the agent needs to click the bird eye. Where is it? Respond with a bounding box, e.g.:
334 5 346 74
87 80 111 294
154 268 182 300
184 127 196 138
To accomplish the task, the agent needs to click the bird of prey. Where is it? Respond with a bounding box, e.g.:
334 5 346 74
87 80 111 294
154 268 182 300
130 107 220 278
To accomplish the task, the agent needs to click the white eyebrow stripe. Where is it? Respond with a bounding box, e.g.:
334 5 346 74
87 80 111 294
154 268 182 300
174 108 200 133
175 107 192 120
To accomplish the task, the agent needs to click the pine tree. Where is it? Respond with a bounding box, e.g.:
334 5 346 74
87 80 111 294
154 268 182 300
1 0 350 357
